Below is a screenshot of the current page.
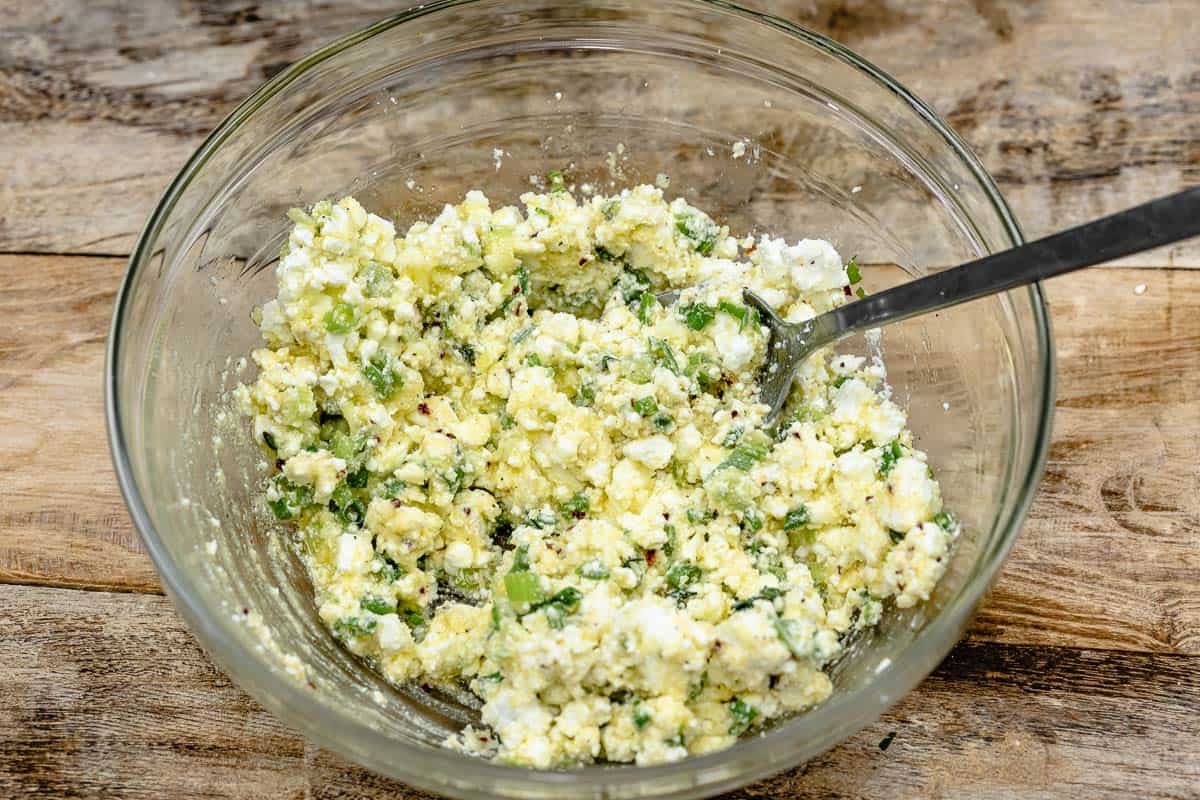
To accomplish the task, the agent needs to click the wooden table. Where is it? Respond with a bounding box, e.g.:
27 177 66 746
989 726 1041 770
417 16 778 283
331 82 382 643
2 2 1197 797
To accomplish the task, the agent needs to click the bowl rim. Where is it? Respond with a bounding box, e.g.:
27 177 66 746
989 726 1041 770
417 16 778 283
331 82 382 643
105 0 1055 796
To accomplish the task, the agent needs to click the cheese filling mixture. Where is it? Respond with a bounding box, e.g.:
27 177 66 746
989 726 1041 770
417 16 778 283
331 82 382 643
236 183 958 768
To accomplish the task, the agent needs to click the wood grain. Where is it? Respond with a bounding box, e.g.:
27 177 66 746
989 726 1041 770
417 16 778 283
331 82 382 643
0 0 1196 261
1 584 1195 799
0 255 159 592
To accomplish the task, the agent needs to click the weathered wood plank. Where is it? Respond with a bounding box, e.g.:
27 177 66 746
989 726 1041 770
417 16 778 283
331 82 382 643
0 254 159 592
0 0 1196 260
3 254 1199 655
1 585 1195 799
0 585 306 799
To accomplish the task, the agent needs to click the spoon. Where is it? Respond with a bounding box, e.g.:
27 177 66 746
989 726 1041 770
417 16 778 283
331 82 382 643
666 187 1200 430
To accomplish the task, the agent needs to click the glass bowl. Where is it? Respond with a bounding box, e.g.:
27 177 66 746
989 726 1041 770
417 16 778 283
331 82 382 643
105 1 1054 797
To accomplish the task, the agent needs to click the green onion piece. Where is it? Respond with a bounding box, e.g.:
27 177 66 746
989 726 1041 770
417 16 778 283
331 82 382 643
363 356 403 399
377 558 404 582
601 199 620 220
719 430 771 471
504 571 544 607
334 617 377 638
783 504 810 531
631 396 658 416
342 499 366 527
456 343 476 365
324 303 357 334
663 524 677 558
573 383 596 407
380 478 406 499
728 698 758 735
674 211 718 256
652 412 674 431
680 302 716 330
846 256 863 285
362 261 394 297
511 545 532 572
261 431 277 450
511 326 535 344
561 493 589 518
684 351 720 391
775 618 809 658
717 300 758 331
888 528 905 544
856 286 867 299
346 466 369 489
525 508 558 529
516 266 530 295
664 561 701 591
647 337 678 373
879 440 903 476
547 170 566 193
268 476 313 521
637 291 657 324
361 596 396 615
576 559 610 580
933 510 955 531
540 587 582 615
633 702 652 730
543 604 566 629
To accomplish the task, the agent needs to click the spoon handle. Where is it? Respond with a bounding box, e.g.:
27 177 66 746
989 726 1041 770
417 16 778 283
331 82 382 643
827 186 1200 337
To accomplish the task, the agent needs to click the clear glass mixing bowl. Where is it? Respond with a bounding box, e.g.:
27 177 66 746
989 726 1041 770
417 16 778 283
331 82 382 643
106 1 1054 797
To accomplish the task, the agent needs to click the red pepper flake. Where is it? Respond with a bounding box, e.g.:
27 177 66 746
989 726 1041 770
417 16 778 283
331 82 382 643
392 499 403 508
445 432 457 440
644 549 657 566
572 510 586 520
578 257 588 265
418 402 431 415
731 410 739 418
843 285 853 297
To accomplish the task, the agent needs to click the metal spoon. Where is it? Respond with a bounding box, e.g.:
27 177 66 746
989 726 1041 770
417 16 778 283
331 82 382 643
663 187 1200 430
